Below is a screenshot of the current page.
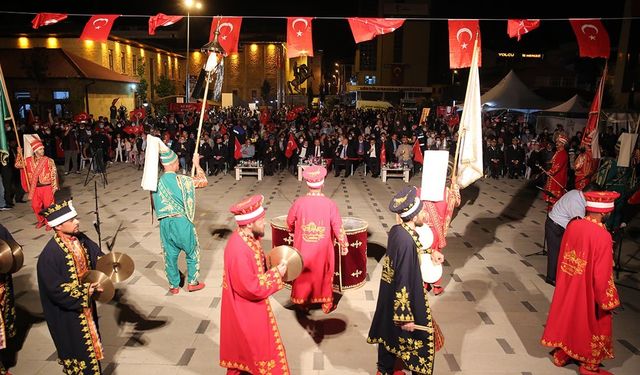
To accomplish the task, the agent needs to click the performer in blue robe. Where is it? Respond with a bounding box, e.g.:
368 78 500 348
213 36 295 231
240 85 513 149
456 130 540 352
367 186 444 375
36 200 105 375
0 224 17 375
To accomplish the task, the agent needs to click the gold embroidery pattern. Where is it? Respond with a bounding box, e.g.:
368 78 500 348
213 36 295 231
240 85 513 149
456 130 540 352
590 334 613 360
60 358 87 375
601 275 620 310
560 249 587 276
367 337 434 375
301 221 326 243
381 255 394 284
393 287 414 322
219 360 251 372
541 336 614 364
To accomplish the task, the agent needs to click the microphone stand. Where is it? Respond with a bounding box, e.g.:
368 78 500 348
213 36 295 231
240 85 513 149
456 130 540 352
93 180 102 252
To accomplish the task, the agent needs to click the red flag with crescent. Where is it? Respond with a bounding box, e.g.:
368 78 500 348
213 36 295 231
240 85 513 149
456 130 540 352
448 20 481 69
285 133 298 158
32 13 68 29
149 13 183 35
73 112 90 123
234 138 242 160
287 17 314 58
130 108 146 121
347 18 405 43
380 141 387 166
570 19 610 58
507 19 540 41
209 17 242 55
80 15 120 42
412 141 423 164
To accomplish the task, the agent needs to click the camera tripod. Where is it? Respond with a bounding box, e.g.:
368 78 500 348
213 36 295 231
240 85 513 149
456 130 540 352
84 148 108 188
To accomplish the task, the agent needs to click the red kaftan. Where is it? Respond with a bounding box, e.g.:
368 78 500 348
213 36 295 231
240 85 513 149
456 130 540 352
544 149 568 205
287 193 348 313
16 155 58 225
574 151 594 191
219 230 289 374
541 217 620 367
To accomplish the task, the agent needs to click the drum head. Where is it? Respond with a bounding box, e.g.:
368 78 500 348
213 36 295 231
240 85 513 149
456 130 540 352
420 253 443 284
266 245 304 282
414 225 434 250
342 217 368 233
270 215 288 230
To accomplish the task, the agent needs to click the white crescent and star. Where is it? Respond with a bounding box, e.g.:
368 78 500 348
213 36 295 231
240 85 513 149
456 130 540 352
581 23 599 41
456 27 473 49
44 19 60 25
92 18 109 30
292 18 309 37
218 22 234 41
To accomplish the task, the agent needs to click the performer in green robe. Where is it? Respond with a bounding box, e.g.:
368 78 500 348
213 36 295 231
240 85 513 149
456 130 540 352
142 135 208 294
367 186 444 375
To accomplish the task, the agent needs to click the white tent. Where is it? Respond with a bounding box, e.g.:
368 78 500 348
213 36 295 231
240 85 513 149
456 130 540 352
543 94 589 115
481 70 553 113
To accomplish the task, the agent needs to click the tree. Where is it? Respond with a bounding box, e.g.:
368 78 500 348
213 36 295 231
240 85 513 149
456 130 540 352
260 79 272 103
135 57 148 105
154 75 175 116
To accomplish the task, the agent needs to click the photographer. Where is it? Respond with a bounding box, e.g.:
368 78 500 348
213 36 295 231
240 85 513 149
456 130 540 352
62 123 80 174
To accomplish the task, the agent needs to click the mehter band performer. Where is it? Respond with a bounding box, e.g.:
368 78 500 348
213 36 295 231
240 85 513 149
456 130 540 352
15 138 58 229
286 165 348 313
142 135 208 294
541 191 621 375
36 200 105 375
368 186 444 375
220 194 290 375
0 224 17 375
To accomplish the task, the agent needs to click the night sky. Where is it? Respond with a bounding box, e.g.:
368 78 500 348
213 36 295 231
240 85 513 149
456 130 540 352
0 0 630 79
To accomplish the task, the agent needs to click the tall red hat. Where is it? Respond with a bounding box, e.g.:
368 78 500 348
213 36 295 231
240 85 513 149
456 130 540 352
583 191 620 213
229 195 265 225
303 165 327 188
30 139 44 152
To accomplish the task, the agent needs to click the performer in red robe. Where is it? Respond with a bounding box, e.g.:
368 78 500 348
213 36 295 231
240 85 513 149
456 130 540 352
541 191 621 375
420 179 461 295
543 135 569 210
574 149 594 190
220 195 290 375
287 165 348 313
14 139 58 228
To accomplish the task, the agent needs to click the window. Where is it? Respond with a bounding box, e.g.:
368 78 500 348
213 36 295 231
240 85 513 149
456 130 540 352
132 55 137 74
121 51 126 74
251 89 257 99
108 49 114 70
162 62 168 77
359 40 377 71
52 90 70 100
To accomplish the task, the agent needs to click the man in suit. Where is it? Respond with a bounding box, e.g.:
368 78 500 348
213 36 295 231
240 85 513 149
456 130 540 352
211 136 227 176
311 138 324 158
366 138 381 178
334 138 353 178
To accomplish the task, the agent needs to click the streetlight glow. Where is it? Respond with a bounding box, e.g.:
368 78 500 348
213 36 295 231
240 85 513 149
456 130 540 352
184 0 194 7
183 0 203 102
195 2 202 9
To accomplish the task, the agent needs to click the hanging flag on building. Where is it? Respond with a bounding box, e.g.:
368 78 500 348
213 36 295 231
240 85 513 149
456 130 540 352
287 17 314 58
80 15 120 42
208 17 242 55
148 13 183 35
570 19 610 58
347 18 405 43
31 13 68 29
507 19 540 41
448 20 481 69
457 39 483 189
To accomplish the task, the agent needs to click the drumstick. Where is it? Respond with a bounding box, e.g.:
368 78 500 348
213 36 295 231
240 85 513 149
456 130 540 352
413 324 434 333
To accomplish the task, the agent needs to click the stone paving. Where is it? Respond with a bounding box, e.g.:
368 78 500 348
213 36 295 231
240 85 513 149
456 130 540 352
0 163 639 375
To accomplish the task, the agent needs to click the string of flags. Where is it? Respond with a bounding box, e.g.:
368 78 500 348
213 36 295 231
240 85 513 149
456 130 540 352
29 12 612 68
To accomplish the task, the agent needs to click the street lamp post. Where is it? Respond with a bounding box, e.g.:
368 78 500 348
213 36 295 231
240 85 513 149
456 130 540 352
184 0 202 102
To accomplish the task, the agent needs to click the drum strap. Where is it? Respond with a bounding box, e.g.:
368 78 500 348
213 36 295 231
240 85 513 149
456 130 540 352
401 223 430 258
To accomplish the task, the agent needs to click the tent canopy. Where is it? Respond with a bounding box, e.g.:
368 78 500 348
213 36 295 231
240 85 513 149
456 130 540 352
542 94 589 115
481 70 553 113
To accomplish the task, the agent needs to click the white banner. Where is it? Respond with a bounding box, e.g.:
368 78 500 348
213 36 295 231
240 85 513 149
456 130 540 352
421 150 449 201
457 40 483 189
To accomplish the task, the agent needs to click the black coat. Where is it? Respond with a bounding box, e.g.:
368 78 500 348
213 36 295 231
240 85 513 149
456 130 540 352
37 233 104 374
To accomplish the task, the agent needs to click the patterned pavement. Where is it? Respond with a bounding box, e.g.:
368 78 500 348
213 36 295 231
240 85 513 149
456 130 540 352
0 163 639 374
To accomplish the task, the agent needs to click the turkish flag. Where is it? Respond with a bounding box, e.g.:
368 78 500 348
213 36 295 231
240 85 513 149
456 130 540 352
448 20 482 69
32 13 67 29
285 133 298 158
287 17 314 58
413 141 423 164
73 112 90 123
259 108 270 125
380 141 387 166
507 19 540 41
81 15 120 42
347 18 405 43
234 138 242 160
130 108 146 121
209 17 243 55
570 19 610 58
149 13 183 35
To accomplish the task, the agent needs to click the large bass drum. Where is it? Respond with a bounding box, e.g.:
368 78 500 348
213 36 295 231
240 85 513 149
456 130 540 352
270 215 369 290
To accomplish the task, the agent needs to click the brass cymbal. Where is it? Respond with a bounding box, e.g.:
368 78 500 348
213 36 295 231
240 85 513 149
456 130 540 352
96 252 135 283
0 239 15 274
82 270 115 303
266 245 303 282
3 237 24 274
